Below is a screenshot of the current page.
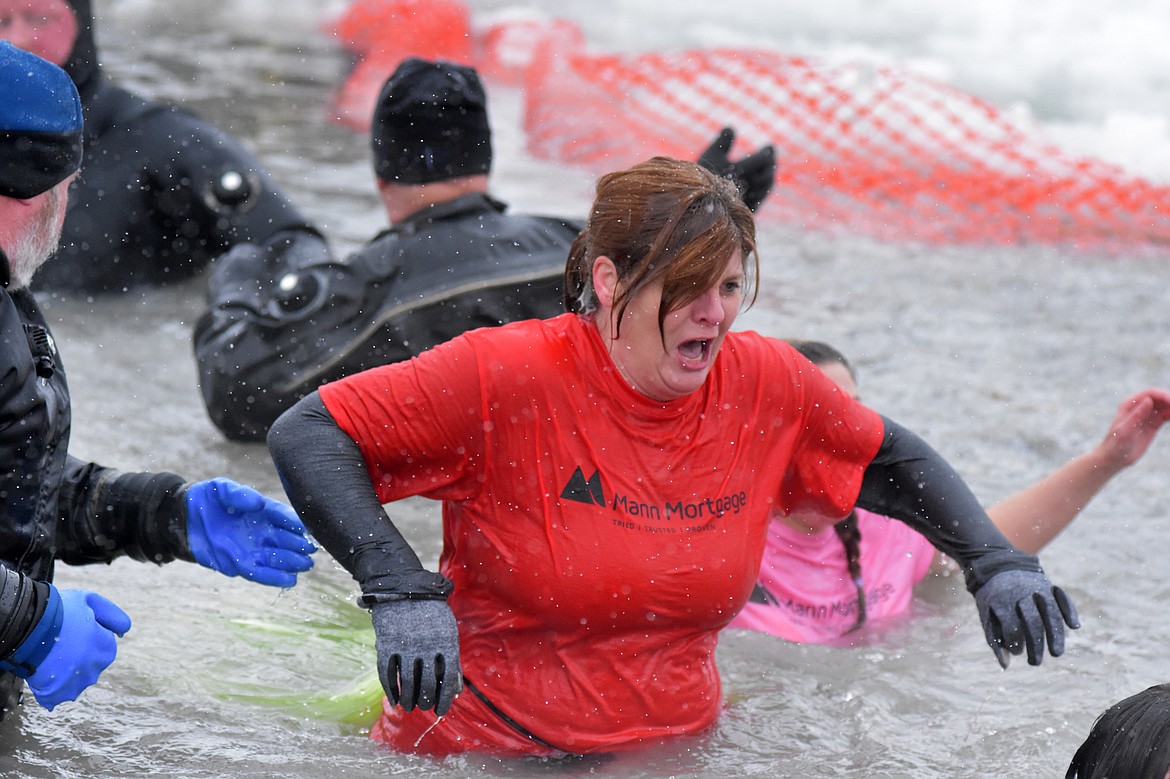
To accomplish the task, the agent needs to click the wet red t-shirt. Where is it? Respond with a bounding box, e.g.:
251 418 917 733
320 314 883 756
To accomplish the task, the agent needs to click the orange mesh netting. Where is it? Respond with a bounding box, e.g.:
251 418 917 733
327 1 1170 253
325 0 475 130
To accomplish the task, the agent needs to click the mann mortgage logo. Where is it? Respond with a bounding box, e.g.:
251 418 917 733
559 464 748 535
560 466 604 506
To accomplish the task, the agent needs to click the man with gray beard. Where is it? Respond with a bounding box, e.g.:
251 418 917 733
0 42 317 722
4 179 67 289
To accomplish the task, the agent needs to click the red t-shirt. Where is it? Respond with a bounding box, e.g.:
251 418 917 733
319 313 883 756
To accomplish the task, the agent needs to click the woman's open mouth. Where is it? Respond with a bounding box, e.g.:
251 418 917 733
677 338 713 367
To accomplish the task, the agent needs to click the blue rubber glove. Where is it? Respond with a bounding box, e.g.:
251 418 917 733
974 569 1080 668
186 477 316 588
3 588 132 711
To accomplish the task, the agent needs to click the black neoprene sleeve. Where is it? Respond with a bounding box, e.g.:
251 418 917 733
266 392 452 604
856 416 1043 593
0 565 49 663
55 460 191 566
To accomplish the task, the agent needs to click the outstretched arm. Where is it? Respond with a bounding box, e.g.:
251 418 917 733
57 458 314 588
987 389 1170 553
857 416 1079 668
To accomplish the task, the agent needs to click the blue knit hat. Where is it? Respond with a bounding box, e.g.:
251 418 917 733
0 42 84 200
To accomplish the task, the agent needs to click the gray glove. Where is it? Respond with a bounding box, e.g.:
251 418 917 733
370 599 462 715
974 569 1080 668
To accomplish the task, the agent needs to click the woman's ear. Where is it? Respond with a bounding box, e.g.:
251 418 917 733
592 255 618 310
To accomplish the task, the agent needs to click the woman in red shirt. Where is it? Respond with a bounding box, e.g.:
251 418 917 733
267 157 1078 757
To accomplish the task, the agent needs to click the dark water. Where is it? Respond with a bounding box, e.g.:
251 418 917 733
1 2 1168 777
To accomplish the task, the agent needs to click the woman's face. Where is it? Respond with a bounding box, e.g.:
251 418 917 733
0 0 78 67
597 250 745 401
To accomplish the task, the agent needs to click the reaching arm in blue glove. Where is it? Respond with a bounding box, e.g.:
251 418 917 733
856 416 1080 668
268 392 461 716
0 585 131 711
697 126 777 212
185 478 317 588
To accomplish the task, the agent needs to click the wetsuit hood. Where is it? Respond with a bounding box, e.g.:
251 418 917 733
62 0 99 93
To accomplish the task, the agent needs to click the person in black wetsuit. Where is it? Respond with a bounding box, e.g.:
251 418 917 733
194 56 777 442
0 43 316 721
0 0 322 292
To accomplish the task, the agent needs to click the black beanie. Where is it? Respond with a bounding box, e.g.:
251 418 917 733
62 0 100 92
0 43 84 200
371 57 492 184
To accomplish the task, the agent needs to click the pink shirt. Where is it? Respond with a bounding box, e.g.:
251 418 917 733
728 508 936 644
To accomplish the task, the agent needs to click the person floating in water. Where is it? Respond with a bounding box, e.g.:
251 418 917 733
0 0 323 292
730 339 1170 645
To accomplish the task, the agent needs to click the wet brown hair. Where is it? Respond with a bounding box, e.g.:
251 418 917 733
563 156 758 339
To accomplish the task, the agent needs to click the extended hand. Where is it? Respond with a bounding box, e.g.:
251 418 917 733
186 478 316 588
24 589 132 711
974 569 1080 668
370 599 462 716
1099 388 1170 468
697 126 777 211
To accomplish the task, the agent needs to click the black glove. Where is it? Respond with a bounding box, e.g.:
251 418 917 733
974 569 1080 668
206 242 270 311
206 229 330 312
370 599 462 716
697 126 777 211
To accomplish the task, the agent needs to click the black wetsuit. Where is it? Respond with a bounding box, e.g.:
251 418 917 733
194 192 579 441
0 251 194 719
35 0 319 293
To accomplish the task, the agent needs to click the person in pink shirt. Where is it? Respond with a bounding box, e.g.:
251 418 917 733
730 339 1170 645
